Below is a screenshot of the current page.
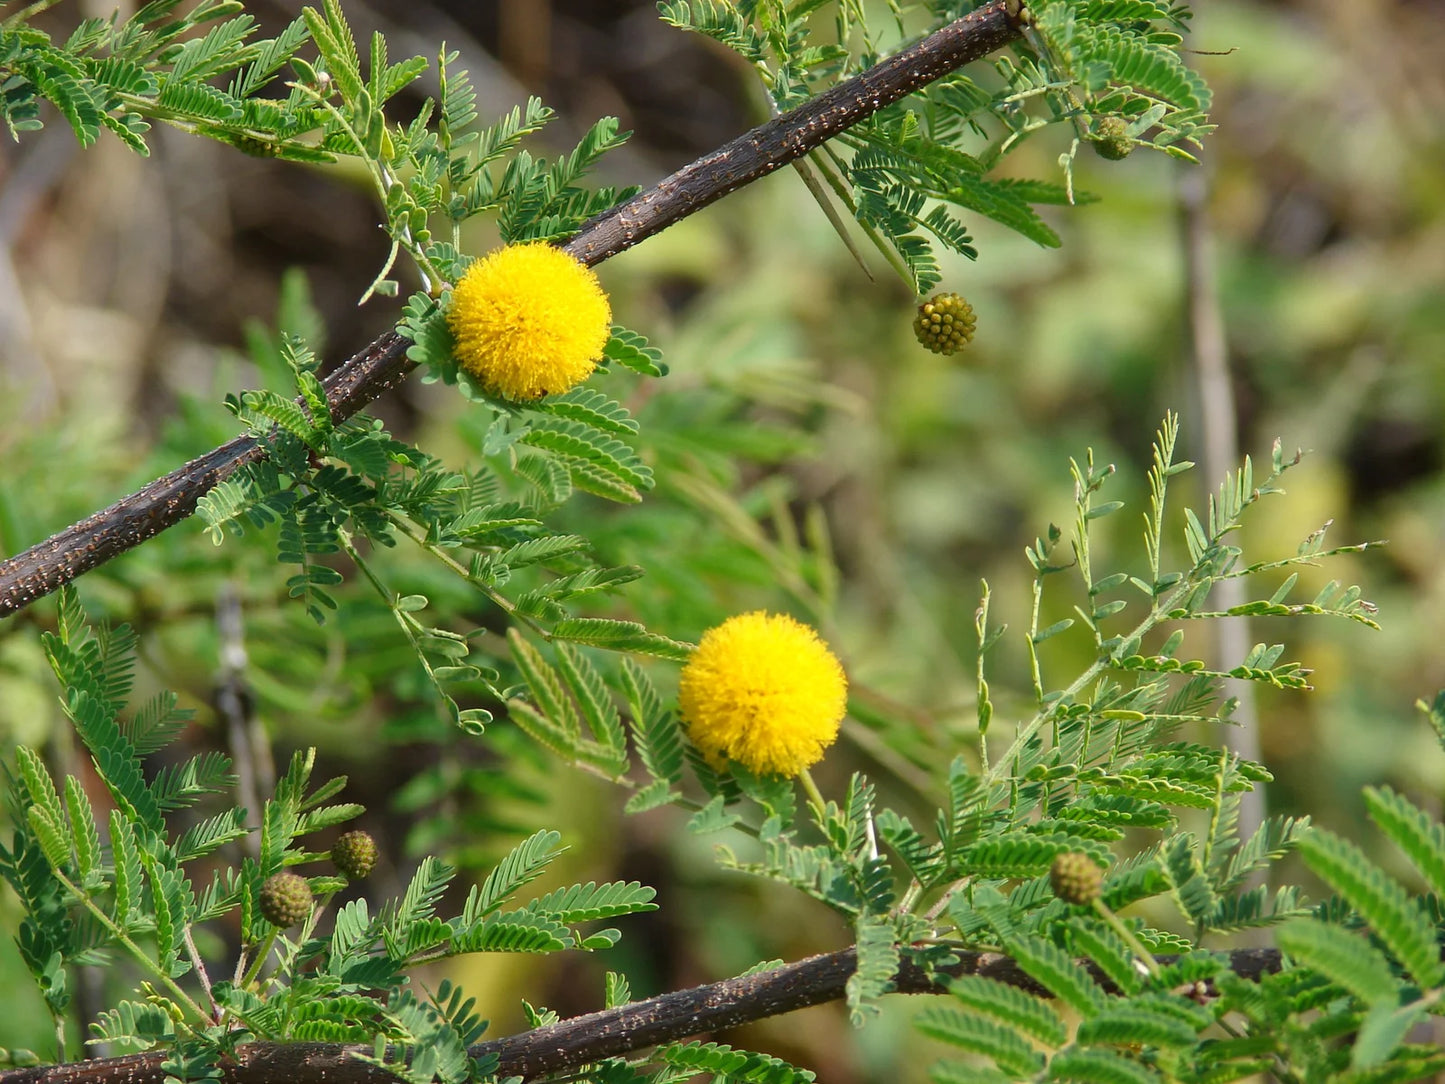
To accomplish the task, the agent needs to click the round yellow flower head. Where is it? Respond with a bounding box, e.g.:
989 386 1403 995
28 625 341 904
678 611 848 778
446 241 612 401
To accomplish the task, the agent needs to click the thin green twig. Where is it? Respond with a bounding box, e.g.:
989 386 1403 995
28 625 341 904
50 870 210 1024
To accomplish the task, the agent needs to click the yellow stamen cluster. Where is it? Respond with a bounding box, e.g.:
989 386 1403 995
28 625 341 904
446 242 612 401
678 612 847 778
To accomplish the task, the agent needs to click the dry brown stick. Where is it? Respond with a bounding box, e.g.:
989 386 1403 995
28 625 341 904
0 0 1020 620
1177 165 1264 854
0 945 1284 1084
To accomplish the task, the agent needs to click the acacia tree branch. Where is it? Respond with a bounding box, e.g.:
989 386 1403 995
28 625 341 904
0 0 1020 620
0 945 1283 1084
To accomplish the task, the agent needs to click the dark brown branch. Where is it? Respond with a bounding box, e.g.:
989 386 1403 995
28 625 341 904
560 1 1019 267
0 1 1020 620
0 946 1284 1084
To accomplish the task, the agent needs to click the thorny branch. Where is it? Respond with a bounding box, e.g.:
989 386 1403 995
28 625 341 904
0 945 1284 1084
0 0 1020 619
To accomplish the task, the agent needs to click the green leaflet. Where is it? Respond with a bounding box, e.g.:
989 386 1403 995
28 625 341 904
1362 786 1445 897
1045 1048 1160 1084
656 2 769 65
527 881 657 924
946 974 1068 1047
551 618 693 660
1276 918 1401 1008
845 914 898 1023
1005 934 1107 1018
461 829 565 923
654 1042 815 1084
917 1006 1046 1080
1297 828 1445 989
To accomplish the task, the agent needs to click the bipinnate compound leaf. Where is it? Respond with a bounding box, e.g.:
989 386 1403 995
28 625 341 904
1006 934 1107 1018
1276 917 1402 1007
1296 828 1445 988
1362 785 1445 899
945 975 1068 1047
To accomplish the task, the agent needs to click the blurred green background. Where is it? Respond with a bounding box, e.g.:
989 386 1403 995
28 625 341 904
1 0 1443 1077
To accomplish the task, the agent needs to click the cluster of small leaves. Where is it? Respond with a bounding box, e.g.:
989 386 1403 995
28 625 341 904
1270 766 1445 1076
684 760 926 1024
197 330 412 623
508 635 693 788
296 1 639 299
0 0 419 158
197 299 677 735
496 414 1385 1029
231 826 656 1082
839 92 1085 290
82 825 657 1077
919 700 1445 1082
659 0 902 111
659 0 1208 293
920 750 1309 944
0 586 271 1054
1028 0 1213 157
0 587 236 1029
0 0 335 157
585 1036 817 1084
0 592 658 1074
896 415 1378 938
1000 413 1378 783
740 772 937 1025
3 0 641 305
921 946 1226 1084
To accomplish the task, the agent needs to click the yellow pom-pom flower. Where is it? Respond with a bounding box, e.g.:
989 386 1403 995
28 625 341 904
678 612 848 778
446 241 612 401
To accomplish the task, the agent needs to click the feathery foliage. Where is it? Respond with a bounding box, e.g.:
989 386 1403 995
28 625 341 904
0 592 658 1071
5 1 1438 1082
660 0 1206 291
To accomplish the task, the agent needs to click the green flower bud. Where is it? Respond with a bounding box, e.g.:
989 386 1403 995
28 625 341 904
1050 852 1104 905
913 293 977 355
1091 116 1133 161
259 872 313 927
331 830 379 880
